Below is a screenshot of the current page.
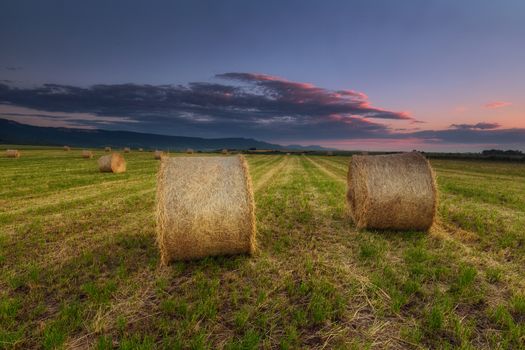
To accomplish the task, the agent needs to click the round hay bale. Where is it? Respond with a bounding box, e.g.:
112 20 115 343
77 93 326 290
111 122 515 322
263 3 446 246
63 145 71 151
5 149 20 158
186 148 194 154
346 152 437 231
221 149 229 154
124 147 131 153
138 148 144 152
154 150 164 160
104 147 111 152
156 155 256 263
98 153 126 173
81 150 93 159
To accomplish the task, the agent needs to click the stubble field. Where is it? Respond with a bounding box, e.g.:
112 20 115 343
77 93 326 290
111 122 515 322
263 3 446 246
0 149 524 349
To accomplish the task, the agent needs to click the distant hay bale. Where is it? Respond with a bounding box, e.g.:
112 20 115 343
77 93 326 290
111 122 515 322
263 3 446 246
221 149 228 154
98 153 126 173
346 152 437 231
124 147 131 153
154 150 164 160
5 149 20 158
63 145 71 151
104 147 111 152
327 151 334 156
138 148 144 152
186 148 194 154
81 150 93 159
286 152 291 156
156 155 256 263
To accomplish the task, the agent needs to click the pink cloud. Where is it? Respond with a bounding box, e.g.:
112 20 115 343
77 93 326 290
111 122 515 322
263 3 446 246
217 72 412 121
484 101 512 109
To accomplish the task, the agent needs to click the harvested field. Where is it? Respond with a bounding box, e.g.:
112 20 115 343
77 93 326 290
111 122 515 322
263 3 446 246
0 149 524 349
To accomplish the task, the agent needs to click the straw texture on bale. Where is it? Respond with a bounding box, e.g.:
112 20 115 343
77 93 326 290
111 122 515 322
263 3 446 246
81 150 93 159
154 150 164 160
98 153 126 173
104 147 111 152
124 147 131 153
346 152 437 231
6 149 20 158
156 155 256 263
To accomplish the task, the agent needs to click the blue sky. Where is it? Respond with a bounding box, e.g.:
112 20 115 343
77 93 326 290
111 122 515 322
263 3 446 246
1 0 524 151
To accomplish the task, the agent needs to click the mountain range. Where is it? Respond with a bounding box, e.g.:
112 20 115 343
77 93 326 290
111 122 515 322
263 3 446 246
0 119 331 151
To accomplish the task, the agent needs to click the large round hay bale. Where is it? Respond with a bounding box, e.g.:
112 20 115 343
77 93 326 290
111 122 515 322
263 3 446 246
221 149 229 154
138 148 144 152
156 155 256 263
104 147 111 152
5 149 20 158
186 148 194 154
81 150 93 159
124 147 131 153
346 152 437 231
154 150 164 160
98 153 126 173
63 145 71 151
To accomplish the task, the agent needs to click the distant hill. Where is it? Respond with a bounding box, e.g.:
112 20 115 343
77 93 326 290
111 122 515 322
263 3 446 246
284 144 331 151
0 118 332 151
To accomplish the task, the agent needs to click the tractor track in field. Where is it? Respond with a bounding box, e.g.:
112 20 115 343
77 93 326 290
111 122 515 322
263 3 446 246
304 156 346 184
0 177 155 220
2 186 155 242
0 175 154 213
314 157 349 173
253 156 290 193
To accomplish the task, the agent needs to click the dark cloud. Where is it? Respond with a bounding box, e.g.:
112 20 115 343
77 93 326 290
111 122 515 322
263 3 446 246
216 73 411 120
0 74 524 148
450 122 500 130
408 127 525 144
0 74 407 139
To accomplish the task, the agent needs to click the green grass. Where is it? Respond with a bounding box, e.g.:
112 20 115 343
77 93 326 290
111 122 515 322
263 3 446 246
1 148 525 349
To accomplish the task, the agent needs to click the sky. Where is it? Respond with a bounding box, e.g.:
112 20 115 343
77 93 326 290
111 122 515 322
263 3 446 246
1 0 524 151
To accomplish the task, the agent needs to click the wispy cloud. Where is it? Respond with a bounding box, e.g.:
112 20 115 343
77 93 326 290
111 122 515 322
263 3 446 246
484 101 512 109
449 122 500 130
